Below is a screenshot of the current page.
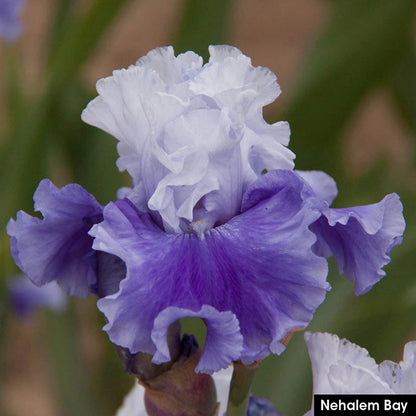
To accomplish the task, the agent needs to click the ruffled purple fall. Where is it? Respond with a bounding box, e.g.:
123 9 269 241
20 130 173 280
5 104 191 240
7 46 405 374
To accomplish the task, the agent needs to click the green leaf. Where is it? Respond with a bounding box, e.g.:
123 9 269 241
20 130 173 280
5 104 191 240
280 0 416 175
49 81 128 202
390 45 416 141
172 0 234 60
48 0 75 61
0 0 129 227
47 0 130 88
45 301 98 416
3 49 25 125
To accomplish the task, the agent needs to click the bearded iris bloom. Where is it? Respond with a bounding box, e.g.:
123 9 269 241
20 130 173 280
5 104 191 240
7 46 405 374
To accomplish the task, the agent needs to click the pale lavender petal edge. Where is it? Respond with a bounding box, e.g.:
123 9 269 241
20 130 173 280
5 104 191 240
311 193 405 295
151 305 244 374
7 179 103 297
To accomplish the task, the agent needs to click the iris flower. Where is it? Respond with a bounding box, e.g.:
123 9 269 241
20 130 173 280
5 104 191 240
304 332 416 415
7 46 405 374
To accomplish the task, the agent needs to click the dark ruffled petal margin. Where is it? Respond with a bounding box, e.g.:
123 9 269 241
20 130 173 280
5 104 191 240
7 179 103 297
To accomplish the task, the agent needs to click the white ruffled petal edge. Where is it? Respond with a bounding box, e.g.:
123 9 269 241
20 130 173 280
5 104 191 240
304 332 416 415
82 45 294 233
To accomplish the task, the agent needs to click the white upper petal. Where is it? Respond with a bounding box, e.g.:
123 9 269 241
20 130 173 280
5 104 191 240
115 382 145 416
327 361 391 394
136 46 203 84
304 332 416 415
378 341 416 393
82 45 294 233
304 332 382 395
191 45 280 113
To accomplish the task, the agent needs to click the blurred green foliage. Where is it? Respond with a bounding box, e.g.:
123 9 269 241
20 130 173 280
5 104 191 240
1 0 416 415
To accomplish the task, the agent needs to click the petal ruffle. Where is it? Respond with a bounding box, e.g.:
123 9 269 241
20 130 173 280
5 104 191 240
304 332 391 396
311 193 405 295
378 341 416 393
304 332 416 415
191 45 280 112
92 170 329 373
296 170 338 205
136 46 203 84
7 179 103 297
151 305 243 373
82 46 294 234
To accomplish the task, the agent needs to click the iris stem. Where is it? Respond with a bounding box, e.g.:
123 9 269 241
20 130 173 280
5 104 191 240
226 361 259 416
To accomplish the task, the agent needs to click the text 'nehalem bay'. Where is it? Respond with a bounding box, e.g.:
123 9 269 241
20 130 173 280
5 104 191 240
314 395 416 414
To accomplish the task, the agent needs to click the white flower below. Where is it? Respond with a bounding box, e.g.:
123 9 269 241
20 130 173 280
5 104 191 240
116 383 145 416
115 366 233 416
304 332 416 415
82 45 294 234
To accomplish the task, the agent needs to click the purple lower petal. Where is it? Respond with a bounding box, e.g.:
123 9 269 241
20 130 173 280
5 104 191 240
295 170 338 205
311 193 405 295
92 170 329 373
240 343 271 366
7 179 103 297
152 305 244 373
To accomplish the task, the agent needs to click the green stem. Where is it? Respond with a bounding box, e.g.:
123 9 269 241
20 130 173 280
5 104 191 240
226 361 259 416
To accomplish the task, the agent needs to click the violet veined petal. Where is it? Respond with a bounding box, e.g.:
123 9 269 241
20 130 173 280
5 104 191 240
311 193 405 295
7 179 103 297
91 170 329 373
151 305 243 374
